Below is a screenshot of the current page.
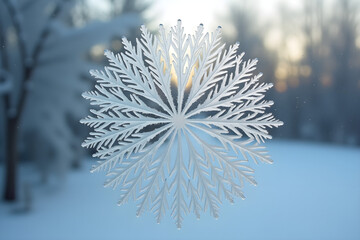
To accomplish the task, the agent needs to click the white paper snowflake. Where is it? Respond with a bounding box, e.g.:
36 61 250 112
81 20 283 228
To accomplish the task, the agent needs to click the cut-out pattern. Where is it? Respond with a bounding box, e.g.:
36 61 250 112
81 20 283 228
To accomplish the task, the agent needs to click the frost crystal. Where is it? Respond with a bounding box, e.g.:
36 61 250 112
81 20 283 228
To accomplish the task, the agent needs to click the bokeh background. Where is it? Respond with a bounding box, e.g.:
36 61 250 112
0 0 359 239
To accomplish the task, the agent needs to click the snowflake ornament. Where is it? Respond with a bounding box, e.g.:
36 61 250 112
81 20 283 228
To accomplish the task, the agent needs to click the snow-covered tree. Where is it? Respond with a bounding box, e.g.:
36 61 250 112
0 0 142 201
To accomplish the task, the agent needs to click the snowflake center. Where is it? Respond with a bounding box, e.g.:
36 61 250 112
172 113 187 129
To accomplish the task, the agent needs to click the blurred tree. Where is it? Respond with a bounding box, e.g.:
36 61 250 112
329 0 360 144
222 2 275 75
0 0 143 201
275 3 306 140
300 0 331 141
300 0 360 144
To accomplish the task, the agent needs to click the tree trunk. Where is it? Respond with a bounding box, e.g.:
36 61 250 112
3 116 19 201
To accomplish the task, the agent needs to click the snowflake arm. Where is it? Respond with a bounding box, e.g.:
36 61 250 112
151 179 170 224
139 25 176 112
91 123 172 172
169 129 189 229
183 40 238 114
183 27 224 113
136 130 177 217
185 130 220 219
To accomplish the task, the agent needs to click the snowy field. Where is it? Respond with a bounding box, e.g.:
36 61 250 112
1 141 359 240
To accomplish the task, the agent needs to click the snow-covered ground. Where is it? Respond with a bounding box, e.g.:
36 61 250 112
1 141 359 240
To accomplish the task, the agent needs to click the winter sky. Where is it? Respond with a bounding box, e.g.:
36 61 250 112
149 0 302 30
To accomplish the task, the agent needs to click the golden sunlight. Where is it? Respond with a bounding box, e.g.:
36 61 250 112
285 36 304 61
